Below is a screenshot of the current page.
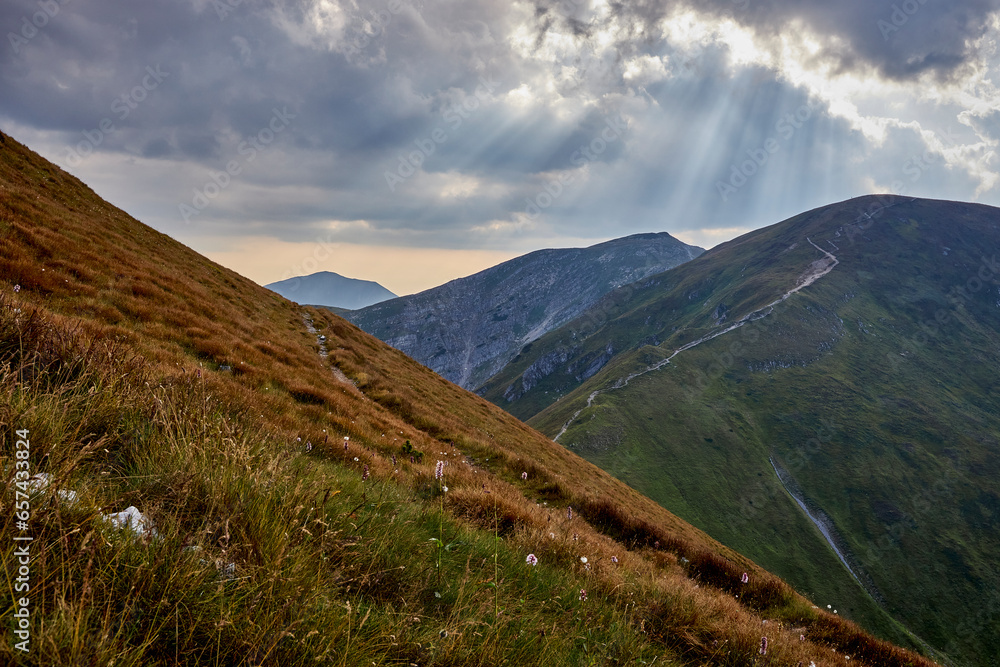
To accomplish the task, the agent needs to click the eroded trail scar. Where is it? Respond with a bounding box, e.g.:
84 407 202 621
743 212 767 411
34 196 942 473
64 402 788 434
303 314 328 357
302 313 366 396
554 239 839 442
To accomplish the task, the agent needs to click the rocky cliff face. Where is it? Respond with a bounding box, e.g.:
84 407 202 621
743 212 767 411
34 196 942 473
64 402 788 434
345 233 703 390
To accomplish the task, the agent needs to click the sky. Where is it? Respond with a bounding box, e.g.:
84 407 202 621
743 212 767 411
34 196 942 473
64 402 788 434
2 0 1000 295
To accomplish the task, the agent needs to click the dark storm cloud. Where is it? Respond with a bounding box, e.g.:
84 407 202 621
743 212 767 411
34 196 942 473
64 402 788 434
1 1 429 157
0 0 527 164
534 0 1000 81
1 0 997 265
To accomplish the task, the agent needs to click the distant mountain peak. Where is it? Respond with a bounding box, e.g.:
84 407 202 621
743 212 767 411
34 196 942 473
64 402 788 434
266 271 396 310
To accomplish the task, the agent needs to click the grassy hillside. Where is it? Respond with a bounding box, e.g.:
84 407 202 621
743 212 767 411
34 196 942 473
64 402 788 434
484 196 1000 666
0 134 942 665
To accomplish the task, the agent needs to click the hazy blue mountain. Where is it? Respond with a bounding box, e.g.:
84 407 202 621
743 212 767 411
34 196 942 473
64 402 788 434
346 233 703 390
266 271 396 310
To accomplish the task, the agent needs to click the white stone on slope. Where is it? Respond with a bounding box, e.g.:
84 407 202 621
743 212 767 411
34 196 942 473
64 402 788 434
103 506 159 540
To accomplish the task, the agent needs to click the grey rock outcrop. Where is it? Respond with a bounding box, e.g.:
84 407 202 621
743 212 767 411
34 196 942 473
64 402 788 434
346 233 702 390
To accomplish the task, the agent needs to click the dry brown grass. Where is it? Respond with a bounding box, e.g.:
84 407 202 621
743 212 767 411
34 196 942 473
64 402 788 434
0 132 943 666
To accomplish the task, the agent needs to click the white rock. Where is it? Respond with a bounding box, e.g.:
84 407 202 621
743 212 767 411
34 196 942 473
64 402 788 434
56 489 79 506
103 506 159 539
26 472 52 494
218 561 236 580
26 473 79 507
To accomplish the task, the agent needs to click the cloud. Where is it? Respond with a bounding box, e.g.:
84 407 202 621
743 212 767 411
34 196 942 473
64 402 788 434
531 0 1000 82
1 0 999 293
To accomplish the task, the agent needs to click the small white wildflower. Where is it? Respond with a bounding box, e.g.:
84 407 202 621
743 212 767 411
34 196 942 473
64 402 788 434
526 553 538 566
579 556 587 564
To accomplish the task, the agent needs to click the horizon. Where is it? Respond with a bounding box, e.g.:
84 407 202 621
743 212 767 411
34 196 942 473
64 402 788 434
3 1 999 295
255 227 715 296
4 39 1000 665
245 193 934 297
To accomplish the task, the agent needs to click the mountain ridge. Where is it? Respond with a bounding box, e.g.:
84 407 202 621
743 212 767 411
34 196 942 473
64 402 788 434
347 232 703 390
481 194 1000 666
0 132 941 665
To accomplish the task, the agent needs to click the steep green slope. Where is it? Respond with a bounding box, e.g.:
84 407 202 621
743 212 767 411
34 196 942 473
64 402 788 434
1 134 942 666
482 196 1000 666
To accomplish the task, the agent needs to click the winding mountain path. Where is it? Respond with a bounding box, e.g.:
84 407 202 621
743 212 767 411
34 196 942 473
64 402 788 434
554 238 839 441
303 313 366 396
